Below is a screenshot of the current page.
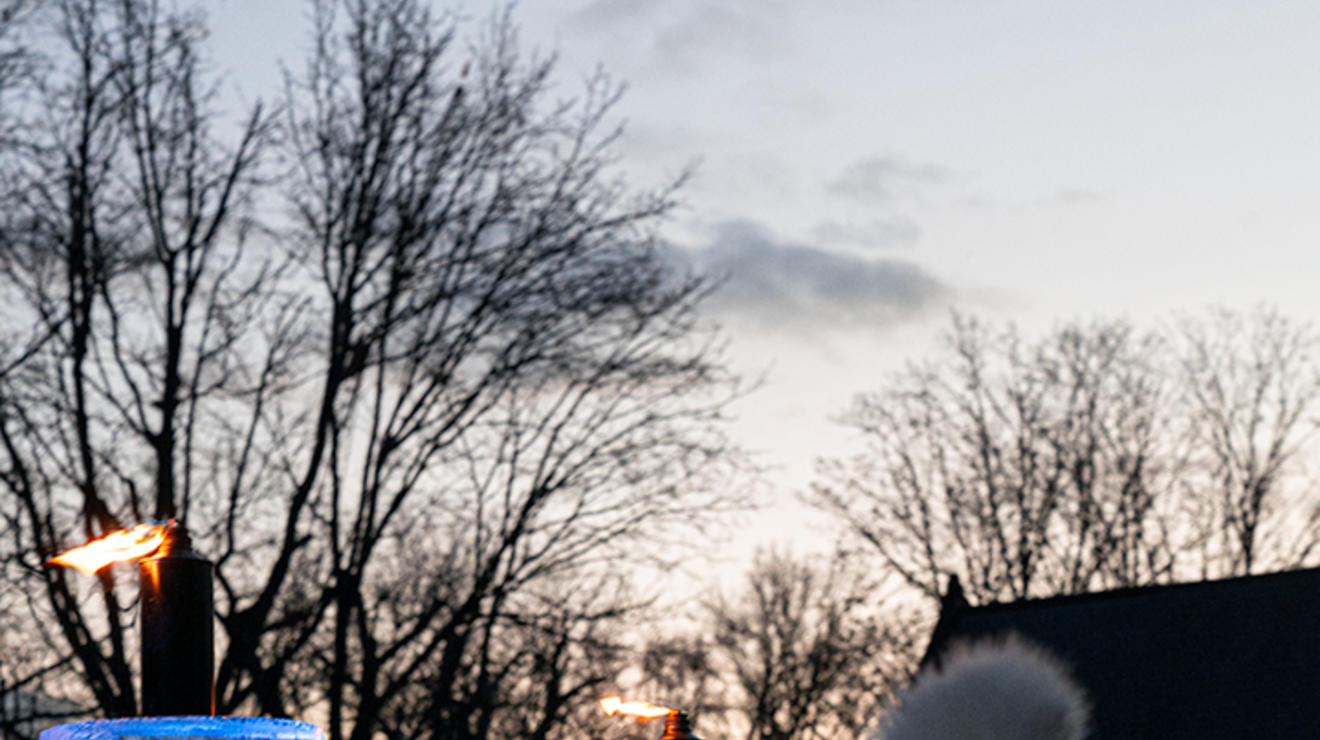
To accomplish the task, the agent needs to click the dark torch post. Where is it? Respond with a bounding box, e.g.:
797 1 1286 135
139 522 214 716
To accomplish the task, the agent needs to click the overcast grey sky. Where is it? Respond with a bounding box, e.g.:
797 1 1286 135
211 0 1320 566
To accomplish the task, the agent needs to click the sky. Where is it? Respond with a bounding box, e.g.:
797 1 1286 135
210 0 1320 573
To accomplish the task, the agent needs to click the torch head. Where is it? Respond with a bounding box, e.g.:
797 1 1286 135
658 710 700 740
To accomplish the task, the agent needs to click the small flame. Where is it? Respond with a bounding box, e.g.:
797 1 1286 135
47 523 167 576
600 695 672 722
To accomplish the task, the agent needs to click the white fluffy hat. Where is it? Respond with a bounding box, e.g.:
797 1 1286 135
877 636 1090 740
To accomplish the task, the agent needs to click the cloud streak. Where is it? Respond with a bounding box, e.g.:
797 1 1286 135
826 156 951 204
671 220 949 334
568 0 792 75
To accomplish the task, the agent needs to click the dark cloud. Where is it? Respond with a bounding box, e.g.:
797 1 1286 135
825 156 951 203
669 220 949 334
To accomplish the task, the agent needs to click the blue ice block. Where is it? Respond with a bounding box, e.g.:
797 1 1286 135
40 717 324 740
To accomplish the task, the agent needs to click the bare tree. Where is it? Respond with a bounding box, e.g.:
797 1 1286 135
633 634 727 729
813 315 1186 605
0 0 272 719
373 573 640 740
0 1 31 101
815 310 1320 607
0 2 742 739
706 549 921 740
1173 307 1320 575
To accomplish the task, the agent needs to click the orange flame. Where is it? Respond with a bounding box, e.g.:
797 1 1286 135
600 695 672 722
47 523 167 576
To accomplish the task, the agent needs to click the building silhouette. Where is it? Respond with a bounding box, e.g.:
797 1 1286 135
921 567 1320 739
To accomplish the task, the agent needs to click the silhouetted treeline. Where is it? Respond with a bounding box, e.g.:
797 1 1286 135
815 308 1320 605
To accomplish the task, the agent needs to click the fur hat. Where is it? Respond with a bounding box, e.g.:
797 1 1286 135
877 635 1090 740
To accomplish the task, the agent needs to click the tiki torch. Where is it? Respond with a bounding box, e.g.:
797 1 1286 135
600 696 701 740
48 520 215 716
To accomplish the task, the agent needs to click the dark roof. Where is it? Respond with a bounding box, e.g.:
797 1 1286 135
921 567 1320 740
